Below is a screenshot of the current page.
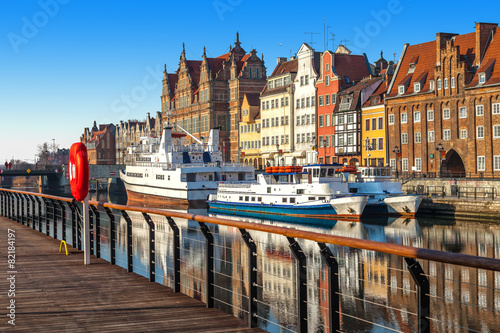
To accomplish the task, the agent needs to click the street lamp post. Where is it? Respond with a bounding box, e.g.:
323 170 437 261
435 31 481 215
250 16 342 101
365 137 373 166
436 143 444 178
276 143 280 167
323 139 327 164
392 145 400 178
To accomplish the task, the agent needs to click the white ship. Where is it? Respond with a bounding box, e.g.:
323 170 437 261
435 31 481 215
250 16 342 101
348 166 423 217
120 123 255 208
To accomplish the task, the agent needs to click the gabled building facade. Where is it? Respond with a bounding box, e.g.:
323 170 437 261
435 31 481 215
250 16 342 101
239 93 262 169
82 123 116 165
260 57 297 166
316 49 372 164
161 33 267 162
385 22 500 177
293 44 321 164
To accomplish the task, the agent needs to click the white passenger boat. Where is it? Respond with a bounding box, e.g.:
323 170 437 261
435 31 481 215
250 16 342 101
120 124 255 208
348 166 423 217
207 164 368 222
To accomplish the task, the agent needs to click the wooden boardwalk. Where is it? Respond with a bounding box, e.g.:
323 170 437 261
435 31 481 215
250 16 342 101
0 217 265 332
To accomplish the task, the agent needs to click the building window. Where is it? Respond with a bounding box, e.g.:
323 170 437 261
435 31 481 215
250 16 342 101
331 94 336 104
300 76 304 86
338 115 344 125
390 158 396 170
478 156 485 171
378 138 383 150
444 78 448 89
301 98 305 108
459 107 467 118
326 63 330 72
477 126 484 139
347 133 354 145
378 117 383 129
493 103 500 114
443 129 451 141
437 79 442 90
460 129 467 139
306 97 310 107
443 108 450 119
479 74 486 84
494 156 500 171
414 111 421 123
389 114 395 125
348 114 354 123
319 115 324 127
285 96 289 106
398 85 405 95
280 98 284 107
451 77 455 88
415 132 421 143
402 158 408 172
325 94 330 105
296 99 300 109
414 82 420 93
305 75 309 85
325 75 330 86
401 133 408 144
476 105 484 116
428 130 435 142
365 119 370 131
325 114 330 127
427 110 434 121
401 113 407 123
415 158 422 171
430 80 435 90
318 96 324 106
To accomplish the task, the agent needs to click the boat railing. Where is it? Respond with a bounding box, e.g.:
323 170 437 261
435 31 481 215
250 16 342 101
218 182 253 189
1 188 500 333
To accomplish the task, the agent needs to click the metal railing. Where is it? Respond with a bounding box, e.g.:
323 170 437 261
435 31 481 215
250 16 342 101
1 188 500 333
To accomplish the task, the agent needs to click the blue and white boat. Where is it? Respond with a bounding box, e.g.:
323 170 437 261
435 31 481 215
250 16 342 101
207 164 368 223
348 166 423 217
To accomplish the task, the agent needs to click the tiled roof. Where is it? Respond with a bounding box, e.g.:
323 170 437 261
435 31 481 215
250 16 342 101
467 28 500 87
244 93 260 106
336 77 383 111
261 59 297 96
333 54 371 87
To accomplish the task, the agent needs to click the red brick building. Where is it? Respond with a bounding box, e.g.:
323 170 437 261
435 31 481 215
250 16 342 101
316 50 371 163
385 22 500 177
161 33 267 161
82 122 116 165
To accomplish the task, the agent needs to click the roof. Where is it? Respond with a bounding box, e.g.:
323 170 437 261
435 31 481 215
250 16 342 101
332 54 371 88
336 77 383 111
243 93 261 106
261 59 298 96
467 28 500 87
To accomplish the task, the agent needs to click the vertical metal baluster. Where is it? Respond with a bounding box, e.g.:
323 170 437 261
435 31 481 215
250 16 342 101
0 192 4 216
104 207 116 265
142 213 155 282
43 198 50 235
198 222 214 308
68 202 78 249
405 258 430 333
29 196 35 229
287 236 308 333
166 217 180 292
318 242 340 333
58 201 66 241
19 194 25 225
121 210 133 273
35 197 42 232
73 202 82 251
15 193 21 223
239 228 258 328
90 205 100 259
89 206 95 255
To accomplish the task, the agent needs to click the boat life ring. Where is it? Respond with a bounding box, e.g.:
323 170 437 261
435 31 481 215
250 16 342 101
68 142 89 202
168 163 171 168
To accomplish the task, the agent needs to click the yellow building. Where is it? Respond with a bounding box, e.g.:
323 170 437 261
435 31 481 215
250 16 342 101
239 93 262 169
361 80 389 166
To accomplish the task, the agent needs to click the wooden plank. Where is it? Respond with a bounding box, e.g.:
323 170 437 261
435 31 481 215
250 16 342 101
0 217 265 332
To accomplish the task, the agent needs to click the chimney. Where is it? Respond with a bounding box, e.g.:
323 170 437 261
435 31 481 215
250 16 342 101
475 22 498 67
277 57 287 65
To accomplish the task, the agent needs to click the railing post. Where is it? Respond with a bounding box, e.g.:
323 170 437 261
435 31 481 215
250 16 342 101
104 207 116 265
72 202 83 251
50 199 57 239
405 258 430 333
121 210 133 273
58 201 66 241
198 222 214 308
42 198 50 235
89 206 95 256
28 196 35 229
318 242 340 333
9 192 14 220
142 213 155 282
90 205 100 258
0 192 4 216
68 202 78 249
19 193 25 225
166 217 180 292
287 236 307 333
239 228 258 328
35 197 42 232
15 193 21 223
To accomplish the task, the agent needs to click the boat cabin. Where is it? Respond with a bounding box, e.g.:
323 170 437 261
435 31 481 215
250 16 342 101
262 164 346 185
355 166 392 182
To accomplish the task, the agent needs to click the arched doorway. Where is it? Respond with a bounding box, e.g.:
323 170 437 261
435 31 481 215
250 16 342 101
349 158 359 166
441 149 465 177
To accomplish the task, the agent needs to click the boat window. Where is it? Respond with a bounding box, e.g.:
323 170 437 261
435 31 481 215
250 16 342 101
297 189 303 194
313 169 319 177
239 196 243 201
267 187 271 193
245 196 249 201
327 169 334 177
251 197 256 202
320 168 327 177
282 198 287 203
186 173 196 182
258 197 262 202
209 174 214 181
221 175 226 181
377 169 381 176
168 175 170 181
290 198 296 203
238 173 245 181
319 197 326 200
308 197 315 201
350 188 358 193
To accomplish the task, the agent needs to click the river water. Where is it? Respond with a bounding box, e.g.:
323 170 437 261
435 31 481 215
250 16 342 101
16 186 500 332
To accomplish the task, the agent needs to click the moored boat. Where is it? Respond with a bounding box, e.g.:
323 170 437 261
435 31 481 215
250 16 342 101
208 163 368 222
348 166 423 216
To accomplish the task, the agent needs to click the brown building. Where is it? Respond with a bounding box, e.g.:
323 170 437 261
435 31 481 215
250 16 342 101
161 33 267 161
385 22 500 177
82 122 116 165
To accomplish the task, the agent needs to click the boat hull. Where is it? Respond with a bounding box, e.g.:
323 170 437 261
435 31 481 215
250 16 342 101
362 195 423 217
125 188 208 208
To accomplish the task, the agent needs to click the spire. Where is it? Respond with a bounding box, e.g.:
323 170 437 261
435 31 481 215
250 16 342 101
234 31 242 49
203 46 206 58
180 42 186 61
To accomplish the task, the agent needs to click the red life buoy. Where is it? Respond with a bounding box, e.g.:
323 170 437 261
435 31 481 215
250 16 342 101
69 142 89 201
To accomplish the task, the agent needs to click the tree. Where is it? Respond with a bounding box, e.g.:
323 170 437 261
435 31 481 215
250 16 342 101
37 142 50 166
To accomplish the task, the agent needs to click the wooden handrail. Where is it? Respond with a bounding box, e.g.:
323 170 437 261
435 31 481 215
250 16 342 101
2 188 500 272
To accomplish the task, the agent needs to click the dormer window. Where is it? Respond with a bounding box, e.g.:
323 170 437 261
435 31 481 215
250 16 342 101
408 63 416 74
398 85 405 95
479 73 486 84
414 82 421 93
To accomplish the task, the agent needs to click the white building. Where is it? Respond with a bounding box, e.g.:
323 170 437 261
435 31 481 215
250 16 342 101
292 44 321 164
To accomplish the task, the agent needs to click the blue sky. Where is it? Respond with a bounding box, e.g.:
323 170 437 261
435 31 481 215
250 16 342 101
1 0 498 163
